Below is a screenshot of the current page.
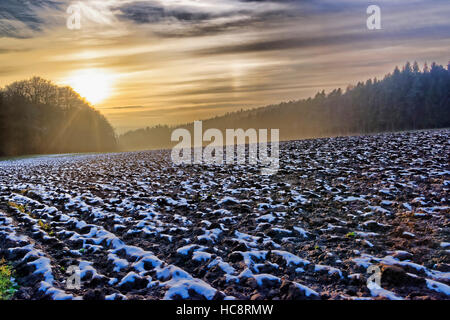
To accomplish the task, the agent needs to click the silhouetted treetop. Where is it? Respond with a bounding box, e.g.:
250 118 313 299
0 77 117 156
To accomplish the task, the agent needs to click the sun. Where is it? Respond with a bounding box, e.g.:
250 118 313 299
66 69 113 105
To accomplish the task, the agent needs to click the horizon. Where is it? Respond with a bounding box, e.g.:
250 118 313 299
0 0 449 134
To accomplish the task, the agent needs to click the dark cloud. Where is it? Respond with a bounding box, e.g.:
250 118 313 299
192 24 450 56
151 10 297 38
114 1 221 24
0 0 63 38
112 0 300 38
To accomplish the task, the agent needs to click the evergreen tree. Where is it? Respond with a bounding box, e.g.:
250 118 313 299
118 62 450 151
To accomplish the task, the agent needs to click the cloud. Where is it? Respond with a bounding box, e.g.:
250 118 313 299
1 0 293 38
113 1 212 24
109 0 297 38
0 0 65 38
2 0 449 40
103 105 146 110
193 25 450 57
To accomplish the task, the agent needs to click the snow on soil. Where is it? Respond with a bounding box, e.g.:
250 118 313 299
0 129 449 300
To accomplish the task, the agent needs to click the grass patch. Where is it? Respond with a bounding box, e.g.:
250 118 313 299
38 219 51 232
7 201 26 213
38 219 54 236
0 258 19 300
8 201 37 219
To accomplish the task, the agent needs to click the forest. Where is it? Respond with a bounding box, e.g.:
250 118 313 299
0 77 117 156
119 62 450 150
0 62 448 156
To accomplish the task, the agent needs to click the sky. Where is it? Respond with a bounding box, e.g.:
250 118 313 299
0 0 449 133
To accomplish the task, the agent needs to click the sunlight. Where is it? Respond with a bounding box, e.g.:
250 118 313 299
65 69 114 105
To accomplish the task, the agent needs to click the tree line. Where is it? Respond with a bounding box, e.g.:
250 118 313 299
1 62 448 156
0 77 117 157
119 62 450 150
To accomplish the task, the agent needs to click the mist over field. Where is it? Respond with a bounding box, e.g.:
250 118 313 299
119 62 450 151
